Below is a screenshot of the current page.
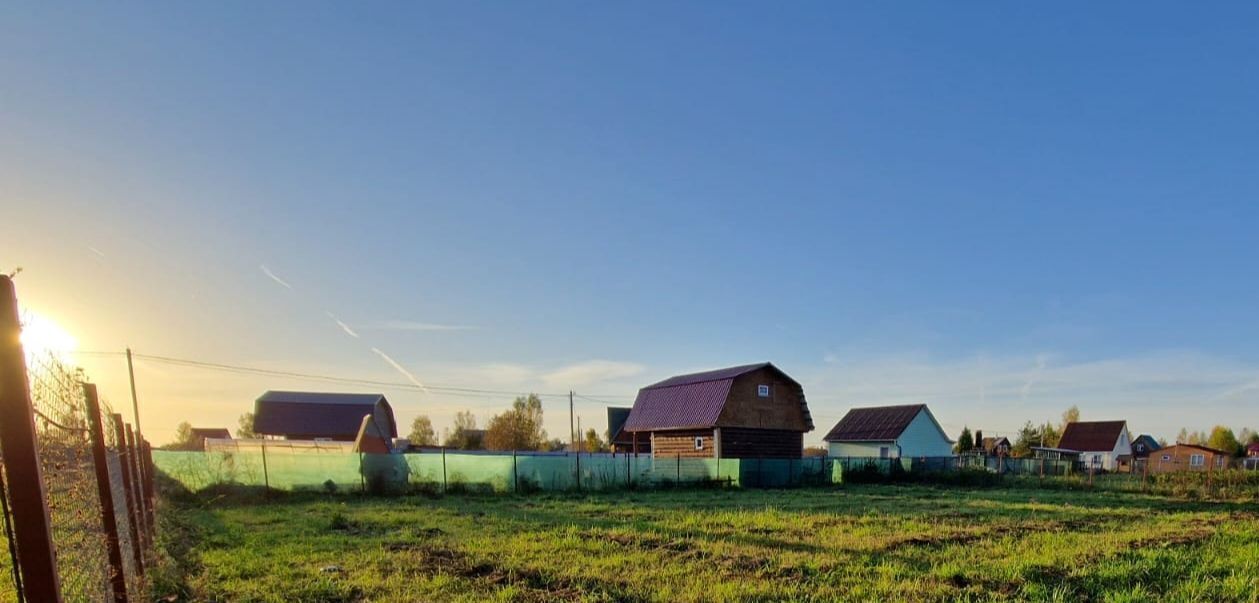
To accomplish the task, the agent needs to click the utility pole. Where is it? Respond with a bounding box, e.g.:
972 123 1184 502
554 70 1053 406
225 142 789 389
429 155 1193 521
569 390 575 452
577 416 583 453
125 347 142 437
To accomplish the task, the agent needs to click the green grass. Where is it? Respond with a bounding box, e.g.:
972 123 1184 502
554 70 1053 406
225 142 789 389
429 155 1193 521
159 485 1259 602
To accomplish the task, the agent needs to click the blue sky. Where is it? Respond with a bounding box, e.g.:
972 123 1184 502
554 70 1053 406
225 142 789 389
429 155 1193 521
3 3 1257 444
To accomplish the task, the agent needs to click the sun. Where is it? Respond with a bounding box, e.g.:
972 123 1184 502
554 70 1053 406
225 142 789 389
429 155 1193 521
20 310 78 363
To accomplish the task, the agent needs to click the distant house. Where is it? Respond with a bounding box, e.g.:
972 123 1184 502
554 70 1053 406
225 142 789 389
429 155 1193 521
1058 421 1132 471
823 404 953 459
1148 444 1231 474
607 407 650 454
1247 442 1259 458
622 363 813 459
1131 434 1161 459
253 391 397 442
978 436 1011 457
189 427 231 451
1246 443 1259 470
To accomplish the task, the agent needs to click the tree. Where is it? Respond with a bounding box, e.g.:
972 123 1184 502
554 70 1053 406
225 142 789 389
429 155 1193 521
1247 430 1259 446
167 421 196 450
483 394 547 451
237 412 257 439
803 446 828 457
1060 405 1080 432
1176 428 1189 444
583 428 607 453
1011 422 1041 458
955 427 974 454
1238 427 1256 448
1040 422 1062 448
541 438 567 452
443 411 482 450
408 415 437 446
1206 426 1241 457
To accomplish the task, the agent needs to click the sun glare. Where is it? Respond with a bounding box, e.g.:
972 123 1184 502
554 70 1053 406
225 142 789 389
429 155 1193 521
20 310 78 362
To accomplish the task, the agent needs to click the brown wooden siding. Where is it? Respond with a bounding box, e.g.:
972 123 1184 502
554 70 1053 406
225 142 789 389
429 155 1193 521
651 429 715 458
719 428 802 459
716 367 809 432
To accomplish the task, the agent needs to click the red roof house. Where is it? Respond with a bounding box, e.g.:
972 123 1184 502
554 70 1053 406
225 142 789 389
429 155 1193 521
623 363 813 459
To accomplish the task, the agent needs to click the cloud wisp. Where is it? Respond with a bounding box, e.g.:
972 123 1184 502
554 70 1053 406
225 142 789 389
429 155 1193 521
542 360 646 388
371 347 427 391
259 264 293 289
325 311 360 339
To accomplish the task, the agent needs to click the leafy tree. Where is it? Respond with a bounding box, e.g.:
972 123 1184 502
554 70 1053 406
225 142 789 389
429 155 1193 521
955 427 974 454
1237 427 1256 448
408 415 437 446
1011 422 1041 458
483 394 547 451
443 411 482 449
1206 426 1241 457
167 421 196 450
541 438 568 452
1176 428 1189 444
1247 430 1259 446
803 446 828 457
237 412 257 438
1060 405 1080 432
1040 422 1062 448
583 428 607 453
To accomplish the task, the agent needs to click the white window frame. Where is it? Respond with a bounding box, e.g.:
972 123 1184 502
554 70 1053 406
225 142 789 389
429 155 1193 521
757 384 770 397
694 436 704 451
1190 454 1204 467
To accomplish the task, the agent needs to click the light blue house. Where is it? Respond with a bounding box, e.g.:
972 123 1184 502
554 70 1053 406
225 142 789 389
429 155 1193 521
823 404 953 458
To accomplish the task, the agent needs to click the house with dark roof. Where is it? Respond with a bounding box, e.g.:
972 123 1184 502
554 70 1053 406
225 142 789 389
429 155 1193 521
607 407 650 454
1131 434 1161 459
253 391 397 442
1058 420 1131 471
189 427 231 451
978 436 1011 457
823 404 953 459
622 363 813 459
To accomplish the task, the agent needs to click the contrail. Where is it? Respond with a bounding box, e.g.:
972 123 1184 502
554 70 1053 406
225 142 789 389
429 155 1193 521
259 265 293 289
371 347 427 391
325 311 360 339
87 246 106 258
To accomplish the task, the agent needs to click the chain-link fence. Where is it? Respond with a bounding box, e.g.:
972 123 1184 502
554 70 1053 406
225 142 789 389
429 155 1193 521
0 333 156 602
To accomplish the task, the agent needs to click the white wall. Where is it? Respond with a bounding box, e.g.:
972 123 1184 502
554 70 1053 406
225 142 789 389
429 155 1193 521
896 408 955 458
828 441 892 458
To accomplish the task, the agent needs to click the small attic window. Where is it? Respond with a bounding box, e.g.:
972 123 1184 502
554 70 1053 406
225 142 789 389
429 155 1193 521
694 436 704 450
757 385 770 397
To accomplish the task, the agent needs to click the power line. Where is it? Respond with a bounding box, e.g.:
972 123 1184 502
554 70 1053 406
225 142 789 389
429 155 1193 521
76 350 636 401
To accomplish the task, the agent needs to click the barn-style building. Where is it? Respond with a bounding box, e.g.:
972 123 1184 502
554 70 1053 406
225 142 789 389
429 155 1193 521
253 391 397 442
621 363 813 459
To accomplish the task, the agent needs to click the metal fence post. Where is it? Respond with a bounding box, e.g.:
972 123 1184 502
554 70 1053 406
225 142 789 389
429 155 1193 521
576 451 582 492
125 425 151 549
84 385 129 603
512 450 518 493
0 276 64 602
441 447 447 494
111 414 144 576
676 453 681 484
261 439 271 490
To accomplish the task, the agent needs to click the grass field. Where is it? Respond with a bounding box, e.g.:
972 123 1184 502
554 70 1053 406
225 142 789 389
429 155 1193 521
159 485 1259 602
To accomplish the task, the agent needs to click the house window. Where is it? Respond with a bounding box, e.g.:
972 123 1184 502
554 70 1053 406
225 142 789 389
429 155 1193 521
879 446 890 459
757 384 770 397
1161 454 1171 461
1190 454 1204 467
694 436 704 451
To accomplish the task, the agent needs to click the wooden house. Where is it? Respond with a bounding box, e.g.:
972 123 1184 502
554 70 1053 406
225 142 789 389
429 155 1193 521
621 363 813 459
1147 444 1232 474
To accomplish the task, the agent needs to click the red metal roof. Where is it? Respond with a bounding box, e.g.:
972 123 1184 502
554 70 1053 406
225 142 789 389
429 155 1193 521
1058 421 1127 452
641 363 776 390
823 404 925 442
623 379 732 432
